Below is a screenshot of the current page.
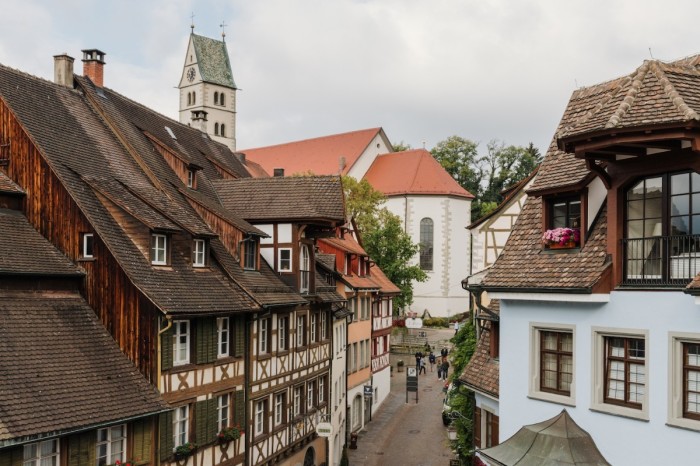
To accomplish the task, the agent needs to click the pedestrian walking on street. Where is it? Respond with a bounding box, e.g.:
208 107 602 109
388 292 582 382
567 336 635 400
441 347 448 359
419 357 426 374
441 359 450 381
415 350 423 370
428 351 436 372
437 357 443 379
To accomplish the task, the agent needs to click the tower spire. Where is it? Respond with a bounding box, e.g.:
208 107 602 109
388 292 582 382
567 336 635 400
190 12 195 32
220 20 227 41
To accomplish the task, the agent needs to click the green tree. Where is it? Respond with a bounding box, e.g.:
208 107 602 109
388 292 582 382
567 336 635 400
392 141 412 152
448 318 478 463
430 136 481 197
341 176 386 233
362 209 427 311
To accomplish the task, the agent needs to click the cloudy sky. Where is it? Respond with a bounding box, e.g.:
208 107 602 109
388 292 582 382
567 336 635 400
1 0 699 155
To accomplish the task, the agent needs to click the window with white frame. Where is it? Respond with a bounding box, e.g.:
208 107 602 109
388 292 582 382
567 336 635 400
192 239 206 267
217 394 230 430
278 315 288 351
529 324 575 405
293 385 303 417
592 327 648 420
321 312 328 340
173 320 190 366
254 399 267 436
275 392 286 427
174 405 189 447
23 439 59 466
278 248 292 272
307 380 315 411
259 318 270 354
96 424 126 465
668 332 700 430
217 317 229 358
319 376 326 404
310 313 318 343
151 233 168 265
243 239 257 270
299 244 310 293
296 315 306 347
82 233 94 259
187 169 195 188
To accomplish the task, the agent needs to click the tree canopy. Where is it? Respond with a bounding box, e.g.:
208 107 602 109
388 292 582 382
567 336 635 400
431 136 542 219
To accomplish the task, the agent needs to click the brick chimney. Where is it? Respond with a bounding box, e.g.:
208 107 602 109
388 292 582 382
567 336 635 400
53 53 74 88
81 49 106 87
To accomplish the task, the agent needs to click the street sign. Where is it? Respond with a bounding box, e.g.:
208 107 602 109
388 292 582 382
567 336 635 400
316 422 332 438
406 369 419 402
407 367 417 377
363 385 373 398
405 317 423 329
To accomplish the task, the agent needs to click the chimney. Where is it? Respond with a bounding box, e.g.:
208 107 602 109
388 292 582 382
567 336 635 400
53 53 74 88
190 110 208 133
339 156 346 173
273 168 285 177
81 49 106 87
234 152 246 163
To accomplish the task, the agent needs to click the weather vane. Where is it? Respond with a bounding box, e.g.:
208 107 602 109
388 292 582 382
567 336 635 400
220 20 227 40
190 12 195 32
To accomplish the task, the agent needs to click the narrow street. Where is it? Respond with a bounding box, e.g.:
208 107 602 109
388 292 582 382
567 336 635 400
347 328 457 466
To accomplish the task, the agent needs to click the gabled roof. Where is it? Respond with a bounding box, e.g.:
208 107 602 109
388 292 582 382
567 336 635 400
0 171 24 195
212 176 346 223
191 33 237 88
369 264 401 295
0 209 83 277
364 149 474 198
240 128 384 177
0 291 168 445
319 236 368 256
460 320 498 398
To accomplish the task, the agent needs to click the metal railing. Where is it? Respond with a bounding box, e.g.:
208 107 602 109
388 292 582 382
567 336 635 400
622 234 700 286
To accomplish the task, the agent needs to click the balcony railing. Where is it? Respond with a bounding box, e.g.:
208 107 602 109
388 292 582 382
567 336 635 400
622 234 700 287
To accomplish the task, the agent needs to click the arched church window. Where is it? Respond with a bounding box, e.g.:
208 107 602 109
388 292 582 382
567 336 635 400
192 91 196 105
187 93 191 106
220 93 225 106
214 123 219 136
419 217 434 271
214 92 219 105
220 124 226 137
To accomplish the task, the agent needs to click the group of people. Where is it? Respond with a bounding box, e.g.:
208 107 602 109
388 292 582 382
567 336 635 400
414 347 450 380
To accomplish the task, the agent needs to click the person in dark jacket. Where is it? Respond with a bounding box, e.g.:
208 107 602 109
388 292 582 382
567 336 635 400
440 359 450 380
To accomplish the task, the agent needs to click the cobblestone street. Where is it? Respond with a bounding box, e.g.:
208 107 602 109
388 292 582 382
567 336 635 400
347 328 457 466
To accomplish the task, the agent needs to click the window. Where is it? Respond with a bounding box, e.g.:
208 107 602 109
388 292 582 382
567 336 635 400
187 92 191 106
174 405 189 447
278 315 288 351
97 424 126 465
310 313 318 343
82 233 94 258
296 315 307 347
193 239 206 267
243 240 257 270
320 312 328 340
173 320 190 366
350 297 358 322
220 124 226 137
361 297 370 320
220 93 225 106
307 381 315 411
278 248 292 271
592 328 648 420
319 376 326 404
419 218 433 270
293 385 303 417
254 399 268 436
549 196 581 230
668 333 700 430
529 324 575 405
274 392 286 427
217 394 230 431
214 91 219 105
214 122 219 136
151 233 168 265
23 439 59 466
192 91 196 105
187 169 195 188
217 317 229 358
624 172 700 284
299 244 310 293
259 318 270 354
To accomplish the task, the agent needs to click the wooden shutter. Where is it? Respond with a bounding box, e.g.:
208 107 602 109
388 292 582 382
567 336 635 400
195 399 217 444
196 318 216 364
491 413 499 447
234 316 245 358
68 430 96 466
474 408 482 448
159 411 174 460
161 324 173 371
0 447 23 466
131 418 153 465
234 389 245 426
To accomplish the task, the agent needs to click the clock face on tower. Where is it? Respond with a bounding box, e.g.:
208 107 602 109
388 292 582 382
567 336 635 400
187 67 196 82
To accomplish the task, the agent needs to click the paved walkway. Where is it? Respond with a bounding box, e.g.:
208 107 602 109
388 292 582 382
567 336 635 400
347 328 457 466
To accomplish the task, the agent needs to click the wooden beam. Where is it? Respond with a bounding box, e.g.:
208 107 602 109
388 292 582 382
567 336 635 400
586 159 611 189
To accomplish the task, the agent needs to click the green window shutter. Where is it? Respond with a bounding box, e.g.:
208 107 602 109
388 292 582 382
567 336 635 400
131 418 153 465
68 430 95 466
195 318 217 364
159 410 174 460
233 316 245 358
195 400 207 445
208 397 217 438
234 389 245 427
161 324 173 371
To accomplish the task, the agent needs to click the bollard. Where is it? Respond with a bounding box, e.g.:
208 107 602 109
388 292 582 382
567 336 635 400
349 432 358 449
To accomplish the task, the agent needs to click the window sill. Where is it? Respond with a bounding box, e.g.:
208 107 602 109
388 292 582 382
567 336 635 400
590 404 648 422
276 349 290 356
527 392 575 407
77 257 96 262
541 247 580 255
666 418 700 433
257 353 272 360
215 355 243 365
170 362 196 373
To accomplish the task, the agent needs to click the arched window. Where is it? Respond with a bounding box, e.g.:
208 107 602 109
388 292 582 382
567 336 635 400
220 93 225 106
187 92 191 106
420 218 433 271
214 123 219 136
300 244 310 293
192 91 196 105
303 447 315 466
220 124 226 137
214 91 219 105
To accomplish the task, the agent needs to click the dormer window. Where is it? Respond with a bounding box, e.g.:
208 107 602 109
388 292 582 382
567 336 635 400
192 239 207 267
543 195 582 249
81 233 94 259
243 239 258 271
151 233 168 265
187 169 195 188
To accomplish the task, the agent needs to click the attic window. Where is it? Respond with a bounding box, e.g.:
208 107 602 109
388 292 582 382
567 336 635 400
187 169 195 188
165 126 177 140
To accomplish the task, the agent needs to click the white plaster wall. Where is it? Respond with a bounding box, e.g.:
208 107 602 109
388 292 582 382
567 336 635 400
371 366 391 414
587 176 607 229
330 320 347 466
499 291 700 465
384 195 471 317
474 392 499 416
347 133 393 180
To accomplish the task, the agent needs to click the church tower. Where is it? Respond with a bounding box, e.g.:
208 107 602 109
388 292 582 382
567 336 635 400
178 29 237 150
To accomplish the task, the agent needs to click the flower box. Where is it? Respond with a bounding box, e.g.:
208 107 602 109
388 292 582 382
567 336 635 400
542 228 580 249
217 426 241 444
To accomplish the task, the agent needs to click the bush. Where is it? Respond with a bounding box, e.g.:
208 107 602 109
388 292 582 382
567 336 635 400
423 317 449 328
